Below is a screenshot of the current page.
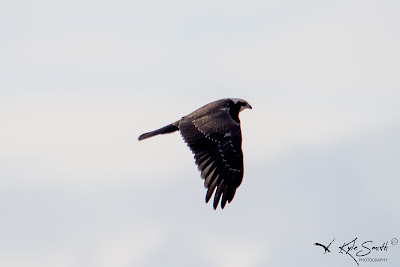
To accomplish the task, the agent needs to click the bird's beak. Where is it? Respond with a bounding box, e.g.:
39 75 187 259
240 103 252 112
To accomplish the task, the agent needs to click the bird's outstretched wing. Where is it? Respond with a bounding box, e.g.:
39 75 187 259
179 111 244 209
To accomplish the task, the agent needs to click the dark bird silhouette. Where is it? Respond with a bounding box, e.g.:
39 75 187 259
314 238 335 254
138 98 252 209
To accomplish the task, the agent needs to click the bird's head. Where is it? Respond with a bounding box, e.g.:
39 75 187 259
231 98 252 112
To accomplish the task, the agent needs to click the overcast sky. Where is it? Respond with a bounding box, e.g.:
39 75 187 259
1 1 400 267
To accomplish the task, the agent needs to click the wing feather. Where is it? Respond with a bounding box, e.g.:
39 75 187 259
206 174 219 203
179 110 244 209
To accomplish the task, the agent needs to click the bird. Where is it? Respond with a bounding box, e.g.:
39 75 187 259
138 98 252 209
314 238 335 254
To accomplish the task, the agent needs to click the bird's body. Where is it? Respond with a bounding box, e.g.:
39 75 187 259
138 98 252 209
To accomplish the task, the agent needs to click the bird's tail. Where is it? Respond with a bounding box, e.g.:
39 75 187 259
138 123 179 141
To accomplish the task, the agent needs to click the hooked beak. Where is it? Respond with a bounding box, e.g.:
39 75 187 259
240 102 252 112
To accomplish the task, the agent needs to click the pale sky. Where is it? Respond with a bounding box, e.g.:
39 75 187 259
1 1 400 267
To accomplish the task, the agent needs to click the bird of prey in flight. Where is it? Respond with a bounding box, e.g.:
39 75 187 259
138 98 252 209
